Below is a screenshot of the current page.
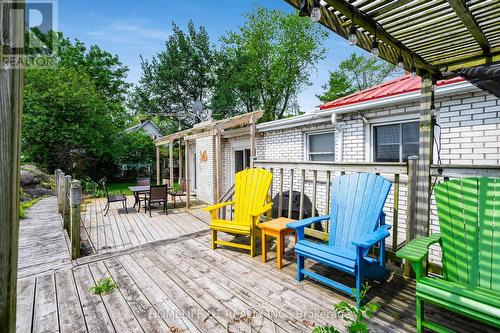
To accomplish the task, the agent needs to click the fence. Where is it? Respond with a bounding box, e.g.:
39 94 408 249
54 169 82 259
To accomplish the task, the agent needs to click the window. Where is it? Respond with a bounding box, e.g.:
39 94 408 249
374 122 419 162
234 149 251 172
307 132 335 161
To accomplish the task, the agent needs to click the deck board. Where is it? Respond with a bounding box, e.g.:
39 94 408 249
16 198 499 333
80 197 205 255
17 196 71 278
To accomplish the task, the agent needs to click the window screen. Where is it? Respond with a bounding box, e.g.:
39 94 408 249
308 132 335 161
402 122 419 160
374 122 419 162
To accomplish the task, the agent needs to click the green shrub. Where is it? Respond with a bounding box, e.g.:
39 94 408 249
81 177 105 198
89 277 118 294
313 283 379 333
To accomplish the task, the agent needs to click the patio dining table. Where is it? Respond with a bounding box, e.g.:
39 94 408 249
129 185 172 209
128 185 150 209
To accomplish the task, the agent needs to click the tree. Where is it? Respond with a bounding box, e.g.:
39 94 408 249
115 131 156 167
318 53 395 102
131 21 217 126
22 31 131 178
212 7 327 122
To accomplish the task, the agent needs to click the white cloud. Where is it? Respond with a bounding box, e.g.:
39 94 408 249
86 17 170 47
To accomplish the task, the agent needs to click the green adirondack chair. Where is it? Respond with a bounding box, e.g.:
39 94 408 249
397 177 500 332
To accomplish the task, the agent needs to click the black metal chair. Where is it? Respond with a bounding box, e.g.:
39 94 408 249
102 181 127 216
168 178 187 208
136 177 151 210
145 184 168 217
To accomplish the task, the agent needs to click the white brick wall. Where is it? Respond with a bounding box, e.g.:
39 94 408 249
195 136 216 204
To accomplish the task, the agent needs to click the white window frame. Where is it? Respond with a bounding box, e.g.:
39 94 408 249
304 130 335 162
230 140 250 184
369 117 420 163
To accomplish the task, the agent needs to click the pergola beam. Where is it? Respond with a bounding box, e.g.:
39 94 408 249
285 0 440 76
448 0 490 55
155 110 263 146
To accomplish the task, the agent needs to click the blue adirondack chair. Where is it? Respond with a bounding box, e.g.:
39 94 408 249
287 173 392 306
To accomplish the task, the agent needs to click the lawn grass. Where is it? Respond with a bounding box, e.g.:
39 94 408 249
106 182 135 196
19 196 45 218
103 181 179 198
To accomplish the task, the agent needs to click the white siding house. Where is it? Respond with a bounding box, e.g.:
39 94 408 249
125 120 163 139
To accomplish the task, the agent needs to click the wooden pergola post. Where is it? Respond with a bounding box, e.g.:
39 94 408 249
156 146 161 185
249 116 256 168
185 139 191 210
0 1 24 330
414 76 435 238
169 141 174 188
215 130 222 202
178 139 183 181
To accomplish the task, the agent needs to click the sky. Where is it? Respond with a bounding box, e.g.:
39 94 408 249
57 0 367 112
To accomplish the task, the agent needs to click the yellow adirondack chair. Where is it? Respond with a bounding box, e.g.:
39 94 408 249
203 168 273 257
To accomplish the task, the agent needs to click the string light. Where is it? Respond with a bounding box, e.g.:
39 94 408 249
396 53 404 70
310 0 321 22
299 0 310 17
410 54 417 77
347 7 357 46
371 40 379 58
348 26 357 46
371 27 379 58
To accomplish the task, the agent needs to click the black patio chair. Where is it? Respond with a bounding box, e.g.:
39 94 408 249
102 180 128 216
136 177 151 210
168 178 187 208
145 184 168 217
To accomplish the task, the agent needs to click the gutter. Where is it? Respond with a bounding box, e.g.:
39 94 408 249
256 81 476 132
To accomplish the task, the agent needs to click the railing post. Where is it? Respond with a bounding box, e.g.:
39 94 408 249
57 171 65 214
63 175 71 229
70 180 81 259
405 156 418 276
54 169 60 210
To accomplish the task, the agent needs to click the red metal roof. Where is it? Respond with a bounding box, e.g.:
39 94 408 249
320 74 465 110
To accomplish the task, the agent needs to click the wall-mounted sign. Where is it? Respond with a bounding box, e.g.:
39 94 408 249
200 150 208 162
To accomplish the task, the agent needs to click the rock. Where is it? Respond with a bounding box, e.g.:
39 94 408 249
20 164 55 199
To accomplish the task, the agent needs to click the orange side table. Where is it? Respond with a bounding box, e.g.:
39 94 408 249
260 217 296 269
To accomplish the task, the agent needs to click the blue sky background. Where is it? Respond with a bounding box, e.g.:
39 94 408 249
58 0 368 111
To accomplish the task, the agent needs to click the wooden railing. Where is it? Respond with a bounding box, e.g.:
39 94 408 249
253 160 409 252
430 164 500 179
54 169 82 259
218 183 235 220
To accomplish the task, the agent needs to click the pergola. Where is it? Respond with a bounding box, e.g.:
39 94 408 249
284 0 500 237
154 111 263 208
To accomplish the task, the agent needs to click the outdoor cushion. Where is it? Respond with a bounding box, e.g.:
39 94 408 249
417 277 500 320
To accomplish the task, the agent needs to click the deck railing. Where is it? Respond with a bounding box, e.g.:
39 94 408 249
253 159 409 253
54 169 82 259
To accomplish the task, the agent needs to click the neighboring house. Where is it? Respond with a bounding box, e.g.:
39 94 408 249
122 120 164 176
125 119 163 139
158 74 499 262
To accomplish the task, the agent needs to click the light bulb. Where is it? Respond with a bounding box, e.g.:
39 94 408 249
410 65 417 77
348 26 357 46
396 55 404 70
371 40 379 58
310 7 321 22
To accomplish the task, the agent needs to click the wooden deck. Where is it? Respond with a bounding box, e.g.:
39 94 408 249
80 196 206 255
18 196 72 278
16 197 498 333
